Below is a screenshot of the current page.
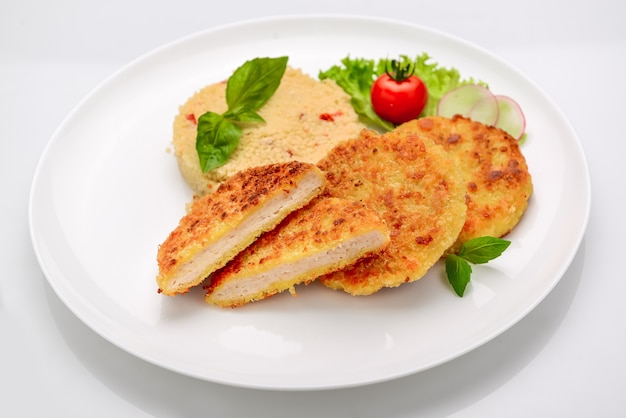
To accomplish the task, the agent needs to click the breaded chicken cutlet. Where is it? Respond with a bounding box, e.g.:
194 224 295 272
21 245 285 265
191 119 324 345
205 197 391 307
156 161 325 296
317 129 467 296
395 115 533 252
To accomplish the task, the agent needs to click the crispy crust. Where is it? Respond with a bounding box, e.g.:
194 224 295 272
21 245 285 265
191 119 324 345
205 197 390 307
156 161 325 295
316 128 467 295
395 115 533 252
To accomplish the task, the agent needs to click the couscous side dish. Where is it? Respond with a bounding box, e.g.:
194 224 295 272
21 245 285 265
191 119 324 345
173 67 366 196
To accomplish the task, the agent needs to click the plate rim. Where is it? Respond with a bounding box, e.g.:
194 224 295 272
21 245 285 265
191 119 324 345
28 14 591 391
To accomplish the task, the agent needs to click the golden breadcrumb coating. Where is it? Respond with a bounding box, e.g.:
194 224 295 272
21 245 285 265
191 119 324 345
173 67 365 196
395 115 533 252
205 197 390 307
156 161 325 296
317 129 467 295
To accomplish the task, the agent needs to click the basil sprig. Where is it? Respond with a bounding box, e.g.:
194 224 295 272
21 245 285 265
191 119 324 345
196 56 288 173
445 236 511 297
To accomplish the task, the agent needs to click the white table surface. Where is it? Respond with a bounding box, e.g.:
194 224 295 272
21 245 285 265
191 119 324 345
2 0 624 416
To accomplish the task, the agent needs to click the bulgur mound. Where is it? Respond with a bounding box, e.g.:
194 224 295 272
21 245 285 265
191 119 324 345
173 67 366 196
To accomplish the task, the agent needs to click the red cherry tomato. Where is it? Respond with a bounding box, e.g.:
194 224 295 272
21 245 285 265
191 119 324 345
371 61 428 125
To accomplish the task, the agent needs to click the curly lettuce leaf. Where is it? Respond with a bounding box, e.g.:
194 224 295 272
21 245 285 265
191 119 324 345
319 53 484 131
319 57 394 131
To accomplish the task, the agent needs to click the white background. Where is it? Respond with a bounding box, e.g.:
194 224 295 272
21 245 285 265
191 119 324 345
1 0 624 417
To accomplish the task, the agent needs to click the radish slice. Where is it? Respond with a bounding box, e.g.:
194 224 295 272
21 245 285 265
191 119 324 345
468 94 499 126
494 95 526 140
437 84 494 118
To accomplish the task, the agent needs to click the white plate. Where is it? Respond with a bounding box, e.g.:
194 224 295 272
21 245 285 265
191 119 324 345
29 15 590 390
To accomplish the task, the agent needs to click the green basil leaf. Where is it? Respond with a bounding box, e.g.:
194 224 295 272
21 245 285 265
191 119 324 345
445 254 472 297
224 108 265 124
195 112 242 173
226 56 288 113
458 236 511 264
195 56 288 173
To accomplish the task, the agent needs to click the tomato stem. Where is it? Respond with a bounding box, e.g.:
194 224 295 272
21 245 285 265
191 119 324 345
385 59 415 82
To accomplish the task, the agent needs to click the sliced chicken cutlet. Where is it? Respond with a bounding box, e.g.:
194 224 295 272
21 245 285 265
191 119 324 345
317 129 467 296
156 161 325 296
205 197 390 307
395 115 533 253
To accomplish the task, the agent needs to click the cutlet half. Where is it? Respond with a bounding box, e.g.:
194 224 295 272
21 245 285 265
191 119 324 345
205 197 390 308
156 161 325 296
395 115 533 253
317 129 467 296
